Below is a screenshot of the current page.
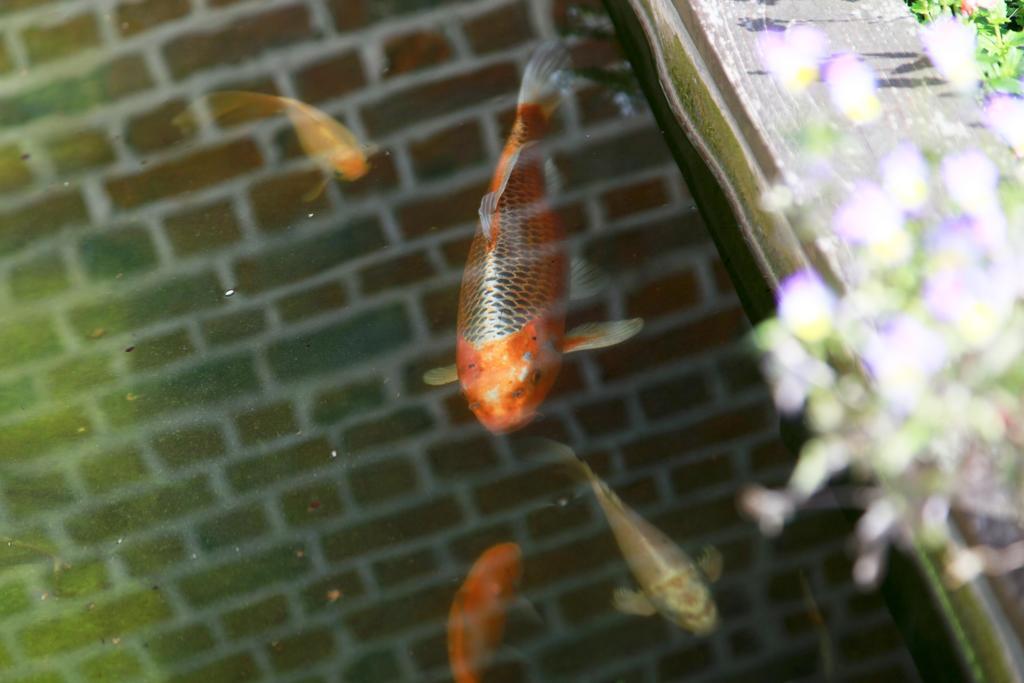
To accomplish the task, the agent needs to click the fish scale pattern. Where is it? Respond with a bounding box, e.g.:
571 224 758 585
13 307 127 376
0 0 925 681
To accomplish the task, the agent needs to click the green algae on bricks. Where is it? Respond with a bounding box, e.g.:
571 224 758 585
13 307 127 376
79 648 144 683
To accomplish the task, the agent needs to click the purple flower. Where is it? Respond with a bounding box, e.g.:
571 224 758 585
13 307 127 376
833 182 909 264
880 142 928 213
863 315 947 411
823 53 881 124
758 26 829 93
778 269 836 342
984 94 1024 157
941 149 1000 216
920 17 979 92
924 264 1013 345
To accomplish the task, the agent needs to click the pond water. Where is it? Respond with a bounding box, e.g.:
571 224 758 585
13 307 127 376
0 0 932 681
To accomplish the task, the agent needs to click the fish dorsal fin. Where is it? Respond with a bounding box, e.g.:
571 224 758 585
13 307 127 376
563 318 643 353
698 546 723 583
423 364 459 386
612 587 657 617
479 142 535 241
569 258 608 301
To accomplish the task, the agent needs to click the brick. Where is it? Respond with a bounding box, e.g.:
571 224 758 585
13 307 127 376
525 501 592 539
267 627 335 671
398 179 489 238
116 0 189 36
639 369 712 419
522 532 618 591
0 145 33 193
575 84 625 126
409 630 448 671
127 328 195 372
575 397 629 436
0 189 88 253
657 642 714 680
268 303 411 381
66 475 215 543
178 544 310 607
557 127 669 190
119 534 186 576
602 177 669 219
166 653 260 683
343 406 434 453
227 437 333 492
80 444 148 494
163 5 313 79
100 354 260 426
346 581 450 641
727 627 761 656
295 50 366 103
0 55 152 126
373 547 437 587
383 30 452 77
322 496 462 563
151 422 226 469
280 481 344 526
0 376 36 416
45 129 115 174
79 225 158 280
440 234 473 268
766 568 805 603
0 405 91 462
0 580 31 617
652 494 743 539
80 649 142 682
473 464 575 515
348 454 419 506
426 434 499 479
772 510 850 555
847 591 886 616
409 120 486 180
46 353 115 397
557 575 619 624
343 649 403 683
106 138 262 208
10 249 70 301
69 270 223 338
311 377 386 425
10 673 63 683
419 281 460 332
718 349 762 393
248 167 330 233
300 568 366 614
22 12 101 65
4 471 75 518
359 252 435 295
584 212 707 277
539 618 667 677
671 454 734 494
627 267 701 319
18 588 172 657
751 438 792 472
164 200 243 256
464 2 533 54
202 307 266 346
49 559 108 598
148 623 216 664
222 594 290 638
447 521 516 563
234 401 298 445
596 306 747 381
234 217 386 293
125 99 192 152
197 504 269 550
363 63 518 137
839 622 904 660
325 0 370 31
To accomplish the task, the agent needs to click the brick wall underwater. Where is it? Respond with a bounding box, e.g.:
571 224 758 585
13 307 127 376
0 0 922 681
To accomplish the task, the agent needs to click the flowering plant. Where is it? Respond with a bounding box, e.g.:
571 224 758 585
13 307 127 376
746 25 1024 586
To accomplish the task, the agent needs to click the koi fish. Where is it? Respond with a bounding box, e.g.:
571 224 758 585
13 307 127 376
448 542 522 683
542 441 721 634
175 91 373 199
422 44 643 433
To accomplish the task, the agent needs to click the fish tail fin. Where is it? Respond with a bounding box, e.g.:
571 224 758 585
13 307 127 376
521 438 593 483
517 42 571 116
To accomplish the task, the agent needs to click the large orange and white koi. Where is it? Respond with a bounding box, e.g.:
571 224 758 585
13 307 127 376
424 44 642 433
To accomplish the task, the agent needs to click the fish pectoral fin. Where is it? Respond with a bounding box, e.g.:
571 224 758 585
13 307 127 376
569 258 609 301
698 546 724 583
563 318 644 353
544 157 564 196
301 175 330 202
422 364 459 386
478 191 500 241
612 587 657 617
512 595 546 624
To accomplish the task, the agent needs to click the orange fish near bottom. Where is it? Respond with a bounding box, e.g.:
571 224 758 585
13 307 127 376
448 542 522 683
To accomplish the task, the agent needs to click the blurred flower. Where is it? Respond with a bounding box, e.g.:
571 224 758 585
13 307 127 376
961 0 999 13
757 26 829 92
941 149 1000 216
778 269 836 343
863 315 947 411
920 17 979 92
833 182 910 264
880 142 929 213
924 266 1012 345
822 53 881 124
758 322 834 413
984 94 1024 157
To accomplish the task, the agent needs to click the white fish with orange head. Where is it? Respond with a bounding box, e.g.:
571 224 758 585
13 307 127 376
543 440 721 635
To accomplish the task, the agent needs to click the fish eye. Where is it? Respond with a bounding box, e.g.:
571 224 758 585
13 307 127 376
511 389 524 399
469 401 481 410
532 370 542 384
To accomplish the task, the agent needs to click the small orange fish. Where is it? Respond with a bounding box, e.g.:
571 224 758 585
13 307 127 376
423 44 642 433
177 91 373 199
448 542 522 683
